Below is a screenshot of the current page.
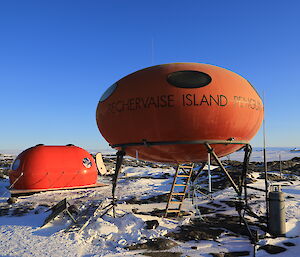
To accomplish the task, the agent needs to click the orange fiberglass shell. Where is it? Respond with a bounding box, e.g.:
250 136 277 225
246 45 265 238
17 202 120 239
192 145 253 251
96 63 264 163
9 145 100 193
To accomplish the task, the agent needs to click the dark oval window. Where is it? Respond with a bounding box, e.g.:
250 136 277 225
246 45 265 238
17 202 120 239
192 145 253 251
167 70 212 88
99 83 118 102
83 157 92 168
11 159 20 171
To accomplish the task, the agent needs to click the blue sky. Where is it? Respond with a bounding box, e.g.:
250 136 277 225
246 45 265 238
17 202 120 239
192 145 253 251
0 0 300 151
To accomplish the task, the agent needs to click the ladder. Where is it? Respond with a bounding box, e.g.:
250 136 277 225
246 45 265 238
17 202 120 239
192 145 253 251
165 163 194 218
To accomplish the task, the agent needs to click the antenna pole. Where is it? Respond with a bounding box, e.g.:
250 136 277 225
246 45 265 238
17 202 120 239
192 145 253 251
263 92 269 227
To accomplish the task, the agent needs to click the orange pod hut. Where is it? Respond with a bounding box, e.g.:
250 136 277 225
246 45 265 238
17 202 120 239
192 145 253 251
9 145 103 195
96 63 264 163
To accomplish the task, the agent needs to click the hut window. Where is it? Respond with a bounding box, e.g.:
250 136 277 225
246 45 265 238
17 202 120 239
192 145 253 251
83 158 92 168
99 83 118 102
11 159 20 171
167 70 212 88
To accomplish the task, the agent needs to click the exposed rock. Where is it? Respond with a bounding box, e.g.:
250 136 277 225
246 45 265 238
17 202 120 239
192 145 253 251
220 200 237 208
167 226 224 241
258 173 286 181
210 252 250 257
196 206 218 214
11 207 31 216
286 195 295 199
0 206 10 216
283 241 295 247
207 201 223 208
126 193 169 204
142 252 182 257
166 221 224 241
132 208 139 214
7 197 17 204
210 254 225 257
102 157 174 171
145 220 159 229
167 214 265 242
289 163 300 173
0 170 7 179
67 205 79 215
258 244 287 254
291 157 300 162
127 238 178 251
134 208 190 218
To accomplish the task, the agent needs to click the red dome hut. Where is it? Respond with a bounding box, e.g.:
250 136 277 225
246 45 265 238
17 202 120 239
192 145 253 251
96 63 264 163
9 145 104 195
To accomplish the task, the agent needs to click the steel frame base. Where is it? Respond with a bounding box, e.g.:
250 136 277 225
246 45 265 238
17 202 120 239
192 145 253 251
110 139 269 244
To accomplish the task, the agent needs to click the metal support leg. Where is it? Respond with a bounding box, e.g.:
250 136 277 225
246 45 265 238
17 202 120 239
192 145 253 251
204 143 240 195
242 144 252 202
208 152 212 194
112 149 126 218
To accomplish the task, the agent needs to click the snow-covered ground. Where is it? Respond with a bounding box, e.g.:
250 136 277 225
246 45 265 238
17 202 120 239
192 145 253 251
0 150 300 257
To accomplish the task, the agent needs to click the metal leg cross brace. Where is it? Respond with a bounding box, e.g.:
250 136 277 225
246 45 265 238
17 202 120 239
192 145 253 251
204 143 240 195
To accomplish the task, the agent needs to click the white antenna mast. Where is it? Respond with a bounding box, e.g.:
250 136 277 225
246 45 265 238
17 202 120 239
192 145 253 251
263 91 269 223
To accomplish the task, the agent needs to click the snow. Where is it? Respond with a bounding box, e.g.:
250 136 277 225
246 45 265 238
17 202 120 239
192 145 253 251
0 214 83 257
78 211 174 254
286 218 300 237
0 149 300 256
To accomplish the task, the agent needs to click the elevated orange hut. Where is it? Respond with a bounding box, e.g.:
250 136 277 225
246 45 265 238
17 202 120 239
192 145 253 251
9 145 104 195
96 63 264 163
